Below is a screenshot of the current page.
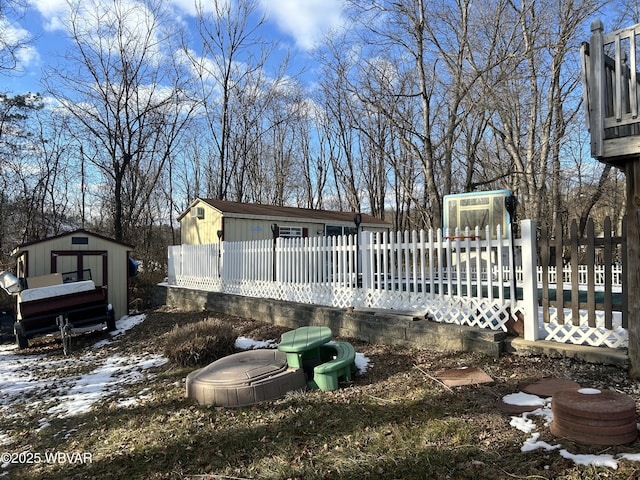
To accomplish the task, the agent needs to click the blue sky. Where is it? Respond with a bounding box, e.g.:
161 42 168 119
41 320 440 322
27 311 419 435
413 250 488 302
2 0 347 95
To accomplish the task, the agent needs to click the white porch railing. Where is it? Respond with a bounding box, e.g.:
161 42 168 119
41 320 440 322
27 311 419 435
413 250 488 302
167 219 627 349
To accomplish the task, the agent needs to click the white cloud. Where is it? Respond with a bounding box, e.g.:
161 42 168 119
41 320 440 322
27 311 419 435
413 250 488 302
29 0 65 16
30 0 177 69
0 18 29 44
260 0 346 51
28 0 68 31
168 0 199 17
169 0 227 17
16 45 40 70
31 0 190 32
0 17 40 69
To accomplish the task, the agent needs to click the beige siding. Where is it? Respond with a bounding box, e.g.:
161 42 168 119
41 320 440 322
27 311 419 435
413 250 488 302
223 218 325 242
180 203 223 244
220 219 389 241
362 226 389 234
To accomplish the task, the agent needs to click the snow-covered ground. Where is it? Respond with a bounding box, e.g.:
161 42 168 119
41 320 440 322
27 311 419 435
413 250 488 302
0 314 637 472
0 315 164 427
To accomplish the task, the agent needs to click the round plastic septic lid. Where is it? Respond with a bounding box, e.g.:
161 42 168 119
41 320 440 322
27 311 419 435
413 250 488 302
550 388 638 445
553 388 636 415
190 349 288 386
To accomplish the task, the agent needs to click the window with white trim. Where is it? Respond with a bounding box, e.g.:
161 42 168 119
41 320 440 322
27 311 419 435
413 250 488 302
278 226 303 238
326 225 358 236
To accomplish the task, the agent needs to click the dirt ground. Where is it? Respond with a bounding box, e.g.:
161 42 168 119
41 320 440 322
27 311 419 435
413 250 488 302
4 306 640 479
17 305 640 406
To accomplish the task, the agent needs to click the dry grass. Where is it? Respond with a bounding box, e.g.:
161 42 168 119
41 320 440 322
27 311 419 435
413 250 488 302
163 317 237 367
2 307 640 480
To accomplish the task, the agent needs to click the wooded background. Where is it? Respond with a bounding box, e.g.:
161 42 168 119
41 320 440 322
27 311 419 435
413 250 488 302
0 0 634 275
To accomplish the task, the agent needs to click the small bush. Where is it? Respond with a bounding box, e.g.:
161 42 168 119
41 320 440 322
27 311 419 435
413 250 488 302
164 317 237 367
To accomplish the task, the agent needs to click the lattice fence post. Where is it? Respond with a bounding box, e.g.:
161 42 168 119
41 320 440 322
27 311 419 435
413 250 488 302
167 245 178 285
519 219 540 341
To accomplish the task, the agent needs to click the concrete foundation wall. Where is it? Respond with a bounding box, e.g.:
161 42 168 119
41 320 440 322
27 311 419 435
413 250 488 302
152 284 506 357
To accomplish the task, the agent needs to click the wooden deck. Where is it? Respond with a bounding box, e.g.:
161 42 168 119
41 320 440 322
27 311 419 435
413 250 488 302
582 20 640 163
582 19 640 377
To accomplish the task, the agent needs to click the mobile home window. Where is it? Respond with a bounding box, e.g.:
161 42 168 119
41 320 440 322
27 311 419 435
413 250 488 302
278 226 303 238
326 225 358 236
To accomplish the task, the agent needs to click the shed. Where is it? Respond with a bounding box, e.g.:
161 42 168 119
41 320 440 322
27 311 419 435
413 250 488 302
12 229 134 321
178 199 392 245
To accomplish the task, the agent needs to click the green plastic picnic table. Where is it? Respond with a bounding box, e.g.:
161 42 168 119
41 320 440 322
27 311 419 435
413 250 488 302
277 326 333 369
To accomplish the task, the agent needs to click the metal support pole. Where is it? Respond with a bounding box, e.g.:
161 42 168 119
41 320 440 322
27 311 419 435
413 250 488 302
354 214 362 288
271 224 278 282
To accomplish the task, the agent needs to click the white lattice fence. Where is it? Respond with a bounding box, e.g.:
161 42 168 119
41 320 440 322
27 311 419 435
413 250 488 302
536 217 627 348
541 307 626 348
168 227 521 330
359 225 520 331
166 219 628 349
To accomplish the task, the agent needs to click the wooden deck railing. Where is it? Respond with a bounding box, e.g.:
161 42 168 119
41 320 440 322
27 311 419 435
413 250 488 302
582 20 640 161
539 217 627 334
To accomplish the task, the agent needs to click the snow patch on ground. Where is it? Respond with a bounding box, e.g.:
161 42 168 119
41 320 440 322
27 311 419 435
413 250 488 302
46 352 168 418
235 336 277 349
0 314 160 423
502 388 639 468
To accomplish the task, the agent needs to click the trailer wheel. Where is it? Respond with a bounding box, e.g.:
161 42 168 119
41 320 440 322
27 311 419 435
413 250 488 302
106 308 116 332
14 324 28 349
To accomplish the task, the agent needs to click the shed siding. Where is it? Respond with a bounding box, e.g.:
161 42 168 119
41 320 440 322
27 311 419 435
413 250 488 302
15 232 131 321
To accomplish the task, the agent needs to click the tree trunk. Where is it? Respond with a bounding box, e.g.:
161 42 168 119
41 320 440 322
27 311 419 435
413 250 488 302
114 170 124 243
626 159 640 378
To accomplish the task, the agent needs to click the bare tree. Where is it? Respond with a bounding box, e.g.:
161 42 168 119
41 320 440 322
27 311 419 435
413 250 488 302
482 0 602 227
339 0 505 229
0 93 50 250
188 0 293 202
296 99 330 209
44 0 195 243
29 106 77 238
314 36 363 213
312 0 619 234
0 0 32 75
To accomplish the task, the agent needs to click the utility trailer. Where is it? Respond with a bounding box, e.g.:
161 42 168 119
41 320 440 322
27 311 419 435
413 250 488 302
1 271 115 352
